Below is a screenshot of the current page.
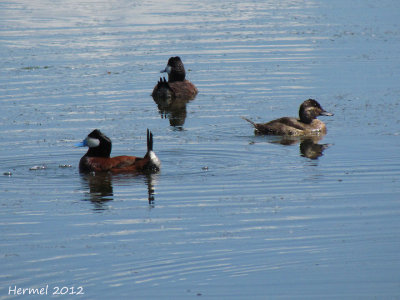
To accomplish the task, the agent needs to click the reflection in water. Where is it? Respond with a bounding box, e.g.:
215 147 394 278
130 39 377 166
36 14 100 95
299 138 331 160
152 93 195 128
267 136 332 159
144 173 157 207
79 172 158 210
80 172 114 211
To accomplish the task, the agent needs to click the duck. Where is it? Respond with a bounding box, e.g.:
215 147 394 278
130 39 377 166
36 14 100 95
75 129 161 173
243 99 333 136
152 56 198 101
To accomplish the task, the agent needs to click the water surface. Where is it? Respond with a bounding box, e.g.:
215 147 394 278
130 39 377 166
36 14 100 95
1 0 400 299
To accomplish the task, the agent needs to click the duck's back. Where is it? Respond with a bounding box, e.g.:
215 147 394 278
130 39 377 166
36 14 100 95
254 117 326 136
79 155 145 173
152 79 197 101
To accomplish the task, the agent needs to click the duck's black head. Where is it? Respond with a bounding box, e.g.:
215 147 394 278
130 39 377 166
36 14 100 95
76 129 112 158
161 56 186 82
299 99 333 124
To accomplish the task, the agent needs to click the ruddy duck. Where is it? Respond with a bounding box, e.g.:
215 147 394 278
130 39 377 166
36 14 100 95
243 99 333 136
152 56 198 101
76 129 161 173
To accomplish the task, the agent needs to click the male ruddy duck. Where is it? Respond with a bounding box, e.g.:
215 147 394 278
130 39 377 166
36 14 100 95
243 99 333 136
152 56 198 101
76 129 161 173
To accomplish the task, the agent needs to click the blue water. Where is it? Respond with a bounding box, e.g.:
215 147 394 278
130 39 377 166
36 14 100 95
1 0 400 299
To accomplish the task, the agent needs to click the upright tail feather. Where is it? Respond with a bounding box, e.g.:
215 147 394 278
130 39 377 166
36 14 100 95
147 129 153 152
145 129 161 172
241 116 257 127
157 77 171 90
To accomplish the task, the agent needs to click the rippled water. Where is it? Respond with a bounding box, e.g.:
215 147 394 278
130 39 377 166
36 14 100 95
1 0 400 299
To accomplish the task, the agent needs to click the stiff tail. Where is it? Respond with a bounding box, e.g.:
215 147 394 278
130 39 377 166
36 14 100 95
152 77 173 100
157 77 171 90
147 129 153 152
145 129 161 172
241 116 257 127
158 77 167 85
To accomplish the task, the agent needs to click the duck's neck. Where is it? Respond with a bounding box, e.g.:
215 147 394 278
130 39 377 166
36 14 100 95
168 71 186 82
300 114 314 124
299 108 318 124
86 145 111 158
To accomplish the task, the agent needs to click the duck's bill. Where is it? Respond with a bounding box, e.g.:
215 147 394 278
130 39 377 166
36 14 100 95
321 110 334 116
160 65 171 74
74 140 87 147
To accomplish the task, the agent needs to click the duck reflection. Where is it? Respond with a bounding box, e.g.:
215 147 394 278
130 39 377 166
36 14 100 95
299 138 331 159
79 172 158 211
267 136 331 159
80 172 113 211
152 92 194 128
144 173 157 207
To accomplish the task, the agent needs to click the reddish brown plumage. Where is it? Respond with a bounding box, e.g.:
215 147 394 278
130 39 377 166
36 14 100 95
77 129 160 174
168 80 198 99
152 79 198 101
80 155 150 173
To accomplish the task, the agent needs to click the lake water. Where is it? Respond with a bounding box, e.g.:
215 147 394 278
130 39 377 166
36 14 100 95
1 0 400 299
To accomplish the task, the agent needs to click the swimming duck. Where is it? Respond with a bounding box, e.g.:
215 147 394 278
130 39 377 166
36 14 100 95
76 129 161 173
243 99 333 136
152 56 198 101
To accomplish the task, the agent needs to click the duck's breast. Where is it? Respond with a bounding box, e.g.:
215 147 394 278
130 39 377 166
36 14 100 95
168 80 198 100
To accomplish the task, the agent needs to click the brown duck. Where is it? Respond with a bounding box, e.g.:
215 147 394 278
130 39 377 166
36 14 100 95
243 99 333 136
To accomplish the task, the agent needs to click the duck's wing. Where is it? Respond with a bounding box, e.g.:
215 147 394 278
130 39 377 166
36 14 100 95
82 156 142 172
254 117 306 135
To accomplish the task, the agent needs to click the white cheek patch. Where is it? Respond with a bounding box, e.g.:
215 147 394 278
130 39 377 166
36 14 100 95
86 137 100 148
165 65 172 74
